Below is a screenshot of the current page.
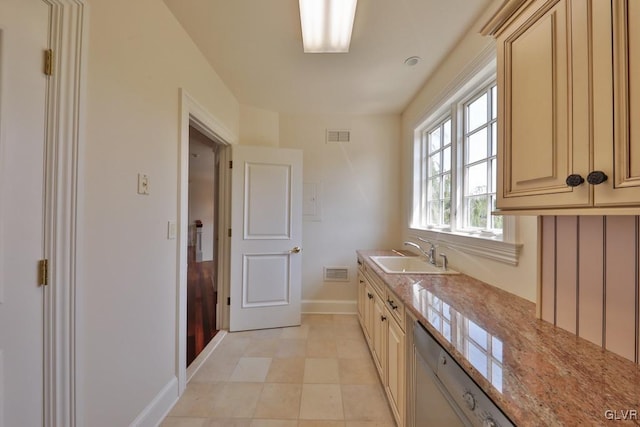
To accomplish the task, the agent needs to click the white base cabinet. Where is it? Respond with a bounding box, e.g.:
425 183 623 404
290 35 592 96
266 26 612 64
357 259 405 426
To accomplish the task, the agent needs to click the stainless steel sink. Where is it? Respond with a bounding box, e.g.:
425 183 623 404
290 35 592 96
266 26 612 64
370 256 459 275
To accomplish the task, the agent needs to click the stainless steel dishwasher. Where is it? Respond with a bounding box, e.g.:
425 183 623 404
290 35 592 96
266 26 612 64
413 321 514 427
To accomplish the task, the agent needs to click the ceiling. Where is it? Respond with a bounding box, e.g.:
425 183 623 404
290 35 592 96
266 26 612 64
163 0 495 115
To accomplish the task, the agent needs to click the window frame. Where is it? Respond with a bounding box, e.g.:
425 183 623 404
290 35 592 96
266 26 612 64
457 80 500 234
409 59 521 266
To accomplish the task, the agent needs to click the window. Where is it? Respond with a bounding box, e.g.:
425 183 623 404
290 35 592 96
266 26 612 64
412 79 502 237
462 85 501 231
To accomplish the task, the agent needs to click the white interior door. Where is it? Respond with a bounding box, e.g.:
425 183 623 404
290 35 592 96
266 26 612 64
0 1 49 426
230 146 302 331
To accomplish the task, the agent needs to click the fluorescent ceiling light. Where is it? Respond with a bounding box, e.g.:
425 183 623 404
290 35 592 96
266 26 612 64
299 0 357 53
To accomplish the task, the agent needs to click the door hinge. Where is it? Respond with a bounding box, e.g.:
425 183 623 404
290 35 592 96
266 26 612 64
228 228 232 237
229 160 233 169
38 259 49 286
44 49 53 76
227 297 231 305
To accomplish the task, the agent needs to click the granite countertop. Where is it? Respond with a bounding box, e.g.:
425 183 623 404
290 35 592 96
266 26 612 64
357 250 640 426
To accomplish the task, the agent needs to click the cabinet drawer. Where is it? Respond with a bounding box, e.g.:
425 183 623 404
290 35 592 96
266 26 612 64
385 289 405 331
363 266 385 298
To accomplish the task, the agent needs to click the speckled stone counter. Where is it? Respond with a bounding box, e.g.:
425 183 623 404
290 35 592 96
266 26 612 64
357 250 640 426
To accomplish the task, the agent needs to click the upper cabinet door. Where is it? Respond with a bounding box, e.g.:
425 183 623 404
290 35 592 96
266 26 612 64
594 0 640 206
496 0 591 209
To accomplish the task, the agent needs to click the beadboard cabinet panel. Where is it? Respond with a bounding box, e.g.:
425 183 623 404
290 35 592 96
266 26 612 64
540 216 556 323
555 216 578 334
604 216 637 361
541 215 640 364
577 216 604 346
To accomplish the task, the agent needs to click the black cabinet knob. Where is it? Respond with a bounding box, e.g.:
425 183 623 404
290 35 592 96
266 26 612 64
566 174 584 187
587 171 608 185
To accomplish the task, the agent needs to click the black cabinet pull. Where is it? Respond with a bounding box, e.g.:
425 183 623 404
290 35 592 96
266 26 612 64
367 293 373 300
381 315 387 322
387 299 398 310
566 174 584 187
587 171 608 185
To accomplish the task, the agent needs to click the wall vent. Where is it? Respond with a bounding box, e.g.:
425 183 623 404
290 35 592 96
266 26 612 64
323 267 349 282
326 129 351 143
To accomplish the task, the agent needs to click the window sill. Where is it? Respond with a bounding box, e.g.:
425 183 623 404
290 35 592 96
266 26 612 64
407 227 522 266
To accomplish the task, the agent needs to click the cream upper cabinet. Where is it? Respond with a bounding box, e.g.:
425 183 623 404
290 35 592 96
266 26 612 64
595 0 640 206
485 0 640 212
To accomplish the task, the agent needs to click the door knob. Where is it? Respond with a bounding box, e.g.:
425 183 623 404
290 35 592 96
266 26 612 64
290 246 302 253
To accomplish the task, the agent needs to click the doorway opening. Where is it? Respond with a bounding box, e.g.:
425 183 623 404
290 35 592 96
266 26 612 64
186 125 224 366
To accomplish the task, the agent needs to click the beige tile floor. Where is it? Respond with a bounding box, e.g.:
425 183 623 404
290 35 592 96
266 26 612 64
162 314 396 427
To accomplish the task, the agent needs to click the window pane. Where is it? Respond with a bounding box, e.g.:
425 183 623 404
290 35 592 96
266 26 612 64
491 85 497 120
443 173 451 199
429 153 441 175
467 196 489 228
428 177 441 200
429 127 441 152
467 93 488 132
466 162 487 195
491 197 503 229
429 202 442 225
467 127 488 164
443 147 451 172
491 158 497 193
443 119 451 145
491 122 497 156
443 200 451 225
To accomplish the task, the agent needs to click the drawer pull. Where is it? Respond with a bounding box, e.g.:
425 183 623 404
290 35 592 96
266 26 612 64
565 174 584 187
587 170 608 185
367 293 373 300
387 299 398 310
381 315 387 322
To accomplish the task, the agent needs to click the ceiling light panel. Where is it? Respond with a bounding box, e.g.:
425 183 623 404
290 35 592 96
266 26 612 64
299 0 357 53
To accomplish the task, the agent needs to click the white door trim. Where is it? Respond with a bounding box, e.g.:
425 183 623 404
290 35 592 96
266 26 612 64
177 89 236 393
42 1 86 426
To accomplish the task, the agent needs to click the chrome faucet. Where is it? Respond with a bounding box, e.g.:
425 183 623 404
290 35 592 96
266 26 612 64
403 240 437 265
439 253 448 271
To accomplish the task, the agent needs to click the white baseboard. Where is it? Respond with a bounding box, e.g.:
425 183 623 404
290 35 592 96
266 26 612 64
129 376 178 427
186 331 227 383
302 299 357 314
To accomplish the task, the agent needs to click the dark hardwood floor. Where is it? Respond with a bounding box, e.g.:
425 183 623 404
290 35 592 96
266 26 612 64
187 246 218 366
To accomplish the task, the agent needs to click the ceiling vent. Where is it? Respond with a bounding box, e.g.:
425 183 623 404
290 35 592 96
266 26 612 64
326 129 351 144
323 267 349 282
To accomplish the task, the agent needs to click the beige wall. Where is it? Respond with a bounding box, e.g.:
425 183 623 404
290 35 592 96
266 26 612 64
239 105 280 147
280 114 402 311
400 0 538 302
80 0 238 425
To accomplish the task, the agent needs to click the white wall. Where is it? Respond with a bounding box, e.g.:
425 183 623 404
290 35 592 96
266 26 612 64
400 0 538 302
280 114 402 312
80 0 238 425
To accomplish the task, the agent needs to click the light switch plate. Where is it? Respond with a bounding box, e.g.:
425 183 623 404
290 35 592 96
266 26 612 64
137 173 150 195
167 221 177 240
